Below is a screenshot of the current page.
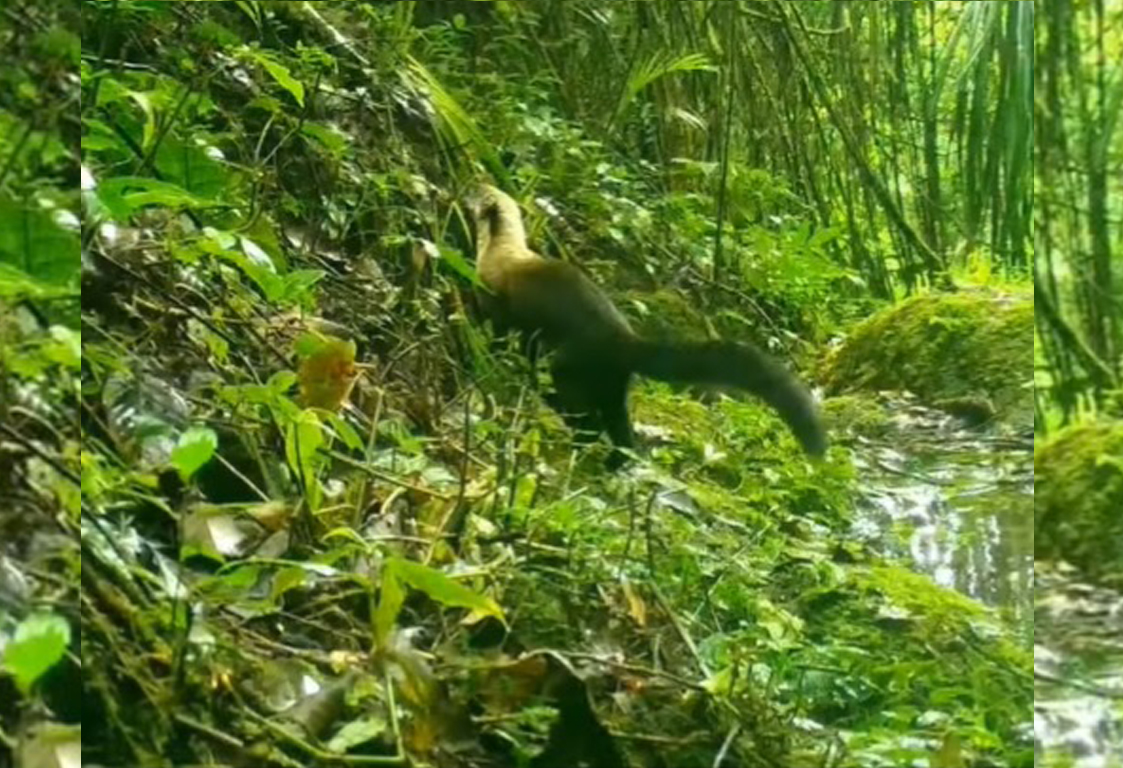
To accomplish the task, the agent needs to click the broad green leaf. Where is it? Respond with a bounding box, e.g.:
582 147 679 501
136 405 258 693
245 49 305 106
438 246 485 288
0 198 80 288
2 613 72 694
285 410 325 510
270 567 308 603
43 326 81 369
155 136 230 198
325 412 364 452
171 426 219 479
127 89 158 151
326 715 388 753
301 123 347 157
181 507 246 560
15 722 80 768
268 370 298 393
374 567 405 646
0 264 73 299
278 269 325 305
387 558 504 622
239 236 276 270
33 27 80 66
97 177 213 218
293 332 327 360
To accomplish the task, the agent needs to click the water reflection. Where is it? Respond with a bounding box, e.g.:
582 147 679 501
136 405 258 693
1035 567 1123 767
850 396 1033 638
845 394 1122 765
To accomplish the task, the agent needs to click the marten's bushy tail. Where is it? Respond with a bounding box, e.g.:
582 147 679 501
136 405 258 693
625 338 828 458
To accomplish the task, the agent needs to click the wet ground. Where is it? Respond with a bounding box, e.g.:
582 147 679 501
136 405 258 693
849 395 1122 766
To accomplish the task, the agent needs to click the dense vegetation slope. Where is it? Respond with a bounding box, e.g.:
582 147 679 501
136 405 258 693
0 3 1049 767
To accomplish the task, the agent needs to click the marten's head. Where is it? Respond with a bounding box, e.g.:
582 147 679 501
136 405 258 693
467 184 525 244
466 183 539 287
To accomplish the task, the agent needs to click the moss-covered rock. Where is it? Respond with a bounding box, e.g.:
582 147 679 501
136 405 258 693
823 289 1033 426
822 394 894 438
1035 421 1123 586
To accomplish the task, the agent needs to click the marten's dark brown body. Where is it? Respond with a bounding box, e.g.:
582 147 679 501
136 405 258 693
470 185 827 468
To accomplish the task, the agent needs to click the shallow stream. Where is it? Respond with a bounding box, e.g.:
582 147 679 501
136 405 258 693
850 395 1122 766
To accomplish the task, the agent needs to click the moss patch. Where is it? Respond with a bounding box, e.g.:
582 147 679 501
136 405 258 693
790 563 1031 762
823 289 1033 426
822 394 894 438
1035 420 1123 586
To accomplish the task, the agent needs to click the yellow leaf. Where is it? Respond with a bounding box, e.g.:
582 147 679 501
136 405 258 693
297 337 359 411
622 580 647 628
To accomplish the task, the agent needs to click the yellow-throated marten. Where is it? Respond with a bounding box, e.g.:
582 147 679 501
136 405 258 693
468 184 827 469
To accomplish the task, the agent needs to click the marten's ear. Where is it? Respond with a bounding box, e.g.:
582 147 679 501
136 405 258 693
466 185 502 225
464 185 488 218
478 201 503 237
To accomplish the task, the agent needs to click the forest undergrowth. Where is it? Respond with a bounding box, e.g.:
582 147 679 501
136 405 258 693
1 3 1035 767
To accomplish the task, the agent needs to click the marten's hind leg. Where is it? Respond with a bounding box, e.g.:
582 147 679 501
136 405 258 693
596 372 634 470
548 348 605 444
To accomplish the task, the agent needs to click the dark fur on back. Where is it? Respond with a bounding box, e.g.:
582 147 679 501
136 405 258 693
494 259 827 465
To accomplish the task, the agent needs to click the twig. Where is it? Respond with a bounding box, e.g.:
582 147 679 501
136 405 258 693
324 448 452 500
0 421 80 486
215 453 272 503
95 248 281 372
653 583 711 678
613 729 711 746
620 488 640 570
429 391 475 560
1035 670 1123 700
384 669 405 761
243 707 406 765
3 4 41 31
298 1 370 66
173 714 246 750
530 650 707 693
686 266 789 352
871 458 955 487
0 121 33 189
78 54 160 72
713 724 742 767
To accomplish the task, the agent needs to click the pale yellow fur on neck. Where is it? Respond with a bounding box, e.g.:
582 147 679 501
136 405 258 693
473 185 542 291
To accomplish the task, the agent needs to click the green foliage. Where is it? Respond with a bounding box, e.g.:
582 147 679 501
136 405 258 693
284 409 326 510
2 613 72 695
821 394 894 438
406 55 508 185
170 426 219 480
239 46 306 107
0 198 80 295
375 558 505 647
613 51 716 128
